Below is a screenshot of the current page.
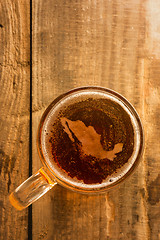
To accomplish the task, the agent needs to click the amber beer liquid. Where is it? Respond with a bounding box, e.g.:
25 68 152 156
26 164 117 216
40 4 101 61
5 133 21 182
40 87 143 190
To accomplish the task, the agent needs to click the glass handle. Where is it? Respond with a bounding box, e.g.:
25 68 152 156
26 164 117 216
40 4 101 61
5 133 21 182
9 167 57 210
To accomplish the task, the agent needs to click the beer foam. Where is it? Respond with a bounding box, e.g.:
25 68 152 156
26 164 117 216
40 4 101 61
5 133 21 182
40 89 142 190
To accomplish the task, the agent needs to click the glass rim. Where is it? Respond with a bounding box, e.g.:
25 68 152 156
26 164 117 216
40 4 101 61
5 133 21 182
37 86 144 193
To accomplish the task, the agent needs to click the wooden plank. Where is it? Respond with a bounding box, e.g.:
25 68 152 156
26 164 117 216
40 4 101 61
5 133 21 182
0 1 30 239
144 1 160 239
32 0 160 239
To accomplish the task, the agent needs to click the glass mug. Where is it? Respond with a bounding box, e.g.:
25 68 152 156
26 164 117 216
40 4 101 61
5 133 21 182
9 86 144 210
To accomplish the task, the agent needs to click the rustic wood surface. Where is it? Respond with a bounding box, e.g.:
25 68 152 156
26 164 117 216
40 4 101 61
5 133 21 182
0 0 30 239
1 0 160 239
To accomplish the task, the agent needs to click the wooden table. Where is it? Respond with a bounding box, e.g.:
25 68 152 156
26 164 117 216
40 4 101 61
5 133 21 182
0 0 160 239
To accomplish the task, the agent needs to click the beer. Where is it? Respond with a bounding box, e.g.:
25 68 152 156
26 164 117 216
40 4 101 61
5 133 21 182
41 88 137 187
9 87 144 211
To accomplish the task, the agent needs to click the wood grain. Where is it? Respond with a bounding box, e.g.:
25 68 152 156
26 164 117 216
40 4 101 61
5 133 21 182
144 1 160 239
0 1 30 239
32 0 160 239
